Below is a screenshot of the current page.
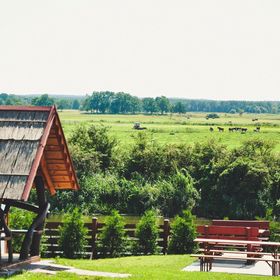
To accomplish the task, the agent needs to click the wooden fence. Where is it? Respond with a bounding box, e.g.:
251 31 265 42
44 217 171 258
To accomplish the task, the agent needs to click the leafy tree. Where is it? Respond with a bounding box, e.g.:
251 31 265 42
134 211 159 255
168 210 197 254
56 98 72 110
155 96 170 114
142 98 158 114
31 94 54 106
173 102 186 113
110 92 141 114
99 210 126 257
69 125 117 172
58 208 88 258
72 99 80 110
123 133 166 181
218 157 271 219
189 140 229 217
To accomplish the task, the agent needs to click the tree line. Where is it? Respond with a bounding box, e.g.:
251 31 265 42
1 92 279 114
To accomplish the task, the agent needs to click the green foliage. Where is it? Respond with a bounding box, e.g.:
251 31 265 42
142 98 159 114
69 124 117 172
156 171 199 216
189 140 229 217
99 210 127 257
168 210 197 254
9 208 35 253
124 133 167 180
31 94 54 106
134 211 159 255
0 93 23 105
58 208 88 258
206 113 219 119
218 157 270 219
155 96 170 114
173 102 186 113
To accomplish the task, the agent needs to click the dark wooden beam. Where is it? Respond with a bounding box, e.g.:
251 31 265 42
20 176 49 259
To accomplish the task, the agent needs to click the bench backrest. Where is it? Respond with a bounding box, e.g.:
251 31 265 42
212 220 270 230
196 225 260 240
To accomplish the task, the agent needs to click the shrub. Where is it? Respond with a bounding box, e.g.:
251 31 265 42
99 210 126 257
156 171 199 217
69 124 117 172
9 208 35 253
134 211 159 255
168 210 197 254
58 208 88 258
206 113 219 119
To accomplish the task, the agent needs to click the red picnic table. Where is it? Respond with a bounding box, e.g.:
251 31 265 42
192 238 280 276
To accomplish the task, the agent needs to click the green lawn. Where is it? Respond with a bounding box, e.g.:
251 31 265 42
10 255 274 279
58 111 280 152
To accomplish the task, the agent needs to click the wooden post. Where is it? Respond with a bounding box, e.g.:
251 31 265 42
30 176 47 257
162 219 170 255
91 217 98 259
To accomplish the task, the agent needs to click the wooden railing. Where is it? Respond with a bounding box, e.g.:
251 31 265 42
43 217 170 258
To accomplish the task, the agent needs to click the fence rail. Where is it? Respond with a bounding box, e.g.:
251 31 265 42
43 217 170 258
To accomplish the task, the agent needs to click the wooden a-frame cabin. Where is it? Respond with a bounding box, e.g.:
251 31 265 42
0 105 79 265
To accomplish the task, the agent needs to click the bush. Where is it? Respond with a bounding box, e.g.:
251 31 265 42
156 171 199 217
69 124 117 172
206 113 219 119
58 208 88 258
168 210 197 254
134 211 159 255
99 210 127 257
9 208 35 253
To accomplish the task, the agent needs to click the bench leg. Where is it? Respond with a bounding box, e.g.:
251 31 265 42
200 257 203 271
274 261 280 276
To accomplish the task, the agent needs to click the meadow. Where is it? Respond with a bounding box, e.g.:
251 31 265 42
59 111 280 152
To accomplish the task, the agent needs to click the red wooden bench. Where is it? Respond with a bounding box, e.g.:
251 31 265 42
197 225 260 241
212 220 270 238
196 225 261 253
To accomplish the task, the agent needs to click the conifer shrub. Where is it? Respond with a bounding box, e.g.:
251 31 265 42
134 210 159 255
58 208 88 258
99 210 127 257
168 210 197 254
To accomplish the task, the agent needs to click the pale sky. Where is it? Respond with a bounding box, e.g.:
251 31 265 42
0 0 280 101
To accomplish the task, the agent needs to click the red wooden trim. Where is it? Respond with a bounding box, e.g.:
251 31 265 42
53 107 79 190
0 105 52 111
21 106 56 201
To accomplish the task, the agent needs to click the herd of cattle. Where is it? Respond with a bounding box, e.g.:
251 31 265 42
210 126 261 133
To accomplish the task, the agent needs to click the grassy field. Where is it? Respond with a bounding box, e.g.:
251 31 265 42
10 255 274 279
59 111 280 152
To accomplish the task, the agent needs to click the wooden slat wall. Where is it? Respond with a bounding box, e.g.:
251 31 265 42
43 118 77 190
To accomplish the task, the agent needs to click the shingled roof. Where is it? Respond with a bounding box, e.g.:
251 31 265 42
0 105 79 201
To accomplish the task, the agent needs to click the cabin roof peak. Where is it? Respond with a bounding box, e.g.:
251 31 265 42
0 105 79 201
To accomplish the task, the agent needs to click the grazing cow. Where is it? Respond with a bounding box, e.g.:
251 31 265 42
241 128 247 133
254 127 261 132
209 127 214 132
217 127 224 132
252 118 259 122
228 127 234 132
